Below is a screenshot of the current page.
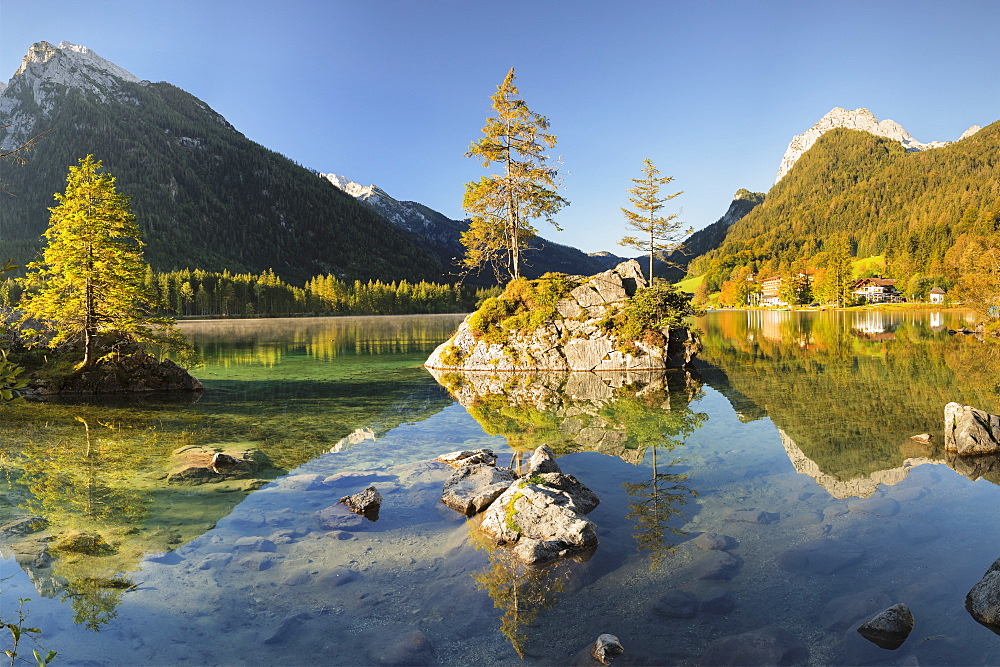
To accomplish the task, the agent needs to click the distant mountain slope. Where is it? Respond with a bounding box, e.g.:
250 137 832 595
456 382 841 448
0 41 443 284
690 121 1000 286
321 173 636 282
774 106 980 183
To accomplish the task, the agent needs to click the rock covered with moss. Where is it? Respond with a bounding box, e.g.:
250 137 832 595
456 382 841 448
425 260 701 372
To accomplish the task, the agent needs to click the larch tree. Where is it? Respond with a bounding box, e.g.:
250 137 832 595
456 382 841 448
18 155 173 368
619 158 688 282
462 67 568 282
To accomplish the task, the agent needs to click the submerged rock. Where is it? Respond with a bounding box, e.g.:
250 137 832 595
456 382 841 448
339 486 382 521
168 444 267 483
945 402 1000 456
441 463 517 516
777 538 864 574
857 603 914 650
700 626 808 666
653 589 699 619
821 589 893 632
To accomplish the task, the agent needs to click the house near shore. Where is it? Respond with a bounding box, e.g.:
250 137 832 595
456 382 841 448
929 286 946 304
850 277 904 304
759 272 817 306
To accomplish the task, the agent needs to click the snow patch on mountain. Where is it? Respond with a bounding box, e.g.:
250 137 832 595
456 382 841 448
775 107 981 183
320 173 464 248
0 41 144 151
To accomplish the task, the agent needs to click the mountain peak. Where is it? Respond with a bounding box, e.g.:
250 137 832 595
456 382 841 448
1 41 144 151
13 40 141 85
774 107 978 184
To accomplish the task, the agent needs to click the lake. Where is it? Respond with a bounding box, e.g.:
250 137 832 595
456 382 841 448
2 309 1000 665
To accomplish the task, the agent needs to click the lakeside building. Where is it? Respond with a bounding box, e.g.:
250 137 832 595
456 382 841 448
929 286 946 304
850 277 904 304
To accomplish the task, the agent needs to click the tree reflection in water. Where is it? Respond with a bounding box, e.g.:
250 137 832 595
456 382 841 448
470 530 574 659
431 369 709 653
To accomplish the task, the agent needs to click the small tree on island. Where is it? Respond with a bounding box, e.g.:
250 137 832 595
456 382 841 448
18 155 181 369
461 67 568 282
619 158 689 282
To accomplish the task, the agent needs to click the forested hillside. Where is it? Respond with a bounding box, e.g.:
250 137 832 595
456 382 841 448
689 123 1000 292
0 79 444 284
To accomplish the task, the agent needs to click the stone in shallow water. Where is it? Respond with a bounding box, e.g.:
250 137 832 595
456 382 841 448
437 448 498 467
689 550 742 580
821 588 892 632
692 532 737 551
233 536 276 553
652 589 698 619
440 463 517 516
314 503 365 531
700 587 735 615
966 557 1000 634
857 603 914 650
777 538 864 574
262 611 313 645
782 511 823 528
340 485 382 521
525 444 562 475
362 624 435 666
699 626 808 666
727 509 780 525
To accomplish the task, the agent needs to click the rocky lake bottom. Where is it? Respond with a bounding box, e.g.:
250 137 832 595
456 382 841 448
3 311 1000 665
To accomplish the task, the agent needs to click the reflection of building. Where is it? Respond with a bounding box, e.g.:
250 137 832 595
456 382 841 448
851 277 904 304
929 287 946 304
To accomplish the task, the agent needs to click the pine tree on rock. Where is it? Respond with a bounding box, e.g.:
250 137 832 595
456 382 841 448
18 155 173 368
462 67 568 282
619 158 688 281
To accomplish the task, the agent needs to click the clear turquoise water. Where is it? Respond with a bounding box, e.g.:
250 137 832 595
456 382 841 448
2 310 1000 665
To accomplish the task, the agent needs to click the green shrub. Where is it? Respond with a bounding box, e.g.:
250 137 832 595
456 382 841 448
467 273 579 345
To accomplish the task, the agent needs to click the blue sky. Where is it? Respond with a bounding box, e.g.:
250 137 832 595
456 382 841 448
2 0 998 254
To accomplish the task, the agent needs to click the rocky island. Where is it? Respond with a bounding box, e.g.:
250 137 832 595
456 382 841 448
425 260 701 372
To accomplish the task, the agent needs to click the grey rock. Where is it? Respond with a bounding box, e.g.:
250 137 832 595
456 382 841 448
966 557 1000 633
317 566 356 588
821 588 892 632
589 634 624 665
529 472 600 514
441 463 517 516
437 448 497 467
700 626 808 666
653 589 698 618
945 402 1000 455
339 485 382 520
857 603 914 650
480 480 598 564
692 532 737 551
237 553 275 571
777 538 864 574
525 444 561 475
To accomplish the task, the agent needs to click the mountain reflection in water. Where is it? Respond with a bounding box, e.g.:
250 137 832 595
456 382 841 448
3 312 1000 664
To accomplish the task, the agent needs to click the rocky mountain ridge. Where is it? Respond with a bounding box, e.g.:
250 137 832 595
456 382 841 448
775 106 981 183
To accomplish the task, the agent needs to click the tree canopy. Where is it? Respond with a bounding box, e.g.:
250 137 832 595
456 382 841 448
461 68 568 282
619 158 687 281
18 155 175 367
